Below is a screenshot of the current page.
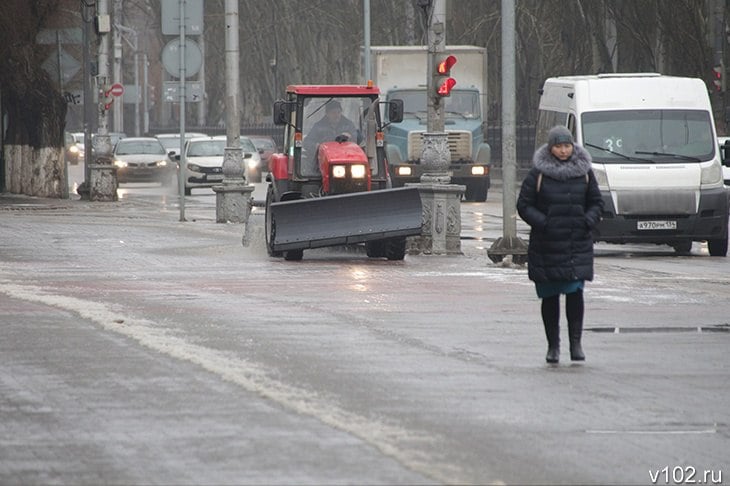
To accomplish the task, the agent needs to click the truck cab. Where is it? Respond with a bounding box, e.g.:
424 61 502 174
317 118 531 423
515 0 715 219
383 87 491 201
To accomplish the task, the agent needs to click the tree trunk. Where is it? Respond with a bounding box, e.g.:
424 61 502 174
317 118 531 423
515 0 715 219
0 0 68 198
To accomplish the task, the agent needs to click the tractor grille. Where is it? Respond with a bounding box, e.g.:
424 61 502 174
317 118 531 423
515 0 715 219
407 130 472 161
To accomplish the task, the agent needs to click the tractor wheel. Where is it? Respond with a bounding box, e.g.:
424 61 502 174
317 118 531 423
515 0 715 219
284 249 304 261
464 180 488 202
366 240 386 258
265 186 283 257
385 237 407 261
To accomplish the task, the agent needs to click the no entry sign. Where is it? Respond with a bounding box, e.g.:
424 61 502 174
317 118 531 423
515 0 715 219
108 83 124 97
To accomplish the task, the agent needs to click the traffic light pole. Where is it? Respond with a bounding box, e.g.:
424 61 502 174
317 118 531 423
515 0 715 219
88 0 119 202
408 0 464 256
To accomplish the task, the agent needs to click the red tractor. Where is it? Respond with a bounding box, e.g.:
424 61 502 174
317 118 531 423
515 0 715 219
266 84 423 261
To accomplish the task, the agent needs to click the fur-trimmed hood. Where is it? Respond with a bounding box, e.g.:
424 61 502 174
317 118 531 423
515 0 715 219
533 143 592 180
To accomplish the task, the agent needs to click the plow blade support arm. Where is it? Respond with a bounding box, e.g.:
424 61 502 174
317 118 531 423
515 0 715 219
270 187 423 251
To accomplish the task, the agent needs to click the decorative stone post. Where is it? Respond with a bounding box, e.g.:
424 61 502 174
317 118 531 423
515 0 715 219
89 133 118 202
407 132 464 255
212 147 253 223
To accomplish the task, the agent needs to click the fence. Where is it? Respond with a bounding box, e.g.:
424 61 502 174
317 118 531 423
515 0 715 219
150 122 537 175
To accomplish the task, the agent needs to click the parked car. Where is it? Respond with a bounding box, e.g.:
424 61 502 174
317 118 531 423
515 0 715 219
242 134 277 168
180 135 262 194
155 132 207 156
113 137 175 184
718 136 730 185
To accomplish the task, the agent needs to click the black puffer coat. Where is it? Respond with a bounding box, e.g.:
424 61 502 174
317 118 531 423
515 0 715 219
517 143 604 283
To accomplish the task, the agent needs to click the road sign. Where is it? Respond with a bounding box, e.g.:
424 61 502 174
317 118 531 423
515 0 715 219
109 83 124 97
163 81 203 103
161 0 203 36
42 48 81 84
161 38 203 78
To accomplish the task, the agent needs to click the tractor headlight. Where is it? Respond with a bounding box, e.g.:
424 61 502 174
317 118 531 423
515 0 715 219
350 164 367 179
397 167 412 176
471 166 485 176
332 165 347 178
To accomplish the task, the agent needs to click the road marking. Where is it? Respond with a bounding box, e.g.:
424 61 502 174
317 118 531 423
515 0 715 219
0 281 471 484
586 428 717 435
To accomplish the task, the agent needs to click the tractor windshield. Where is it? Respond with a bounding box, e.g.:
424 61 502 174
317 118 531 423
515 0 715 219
301 96 377 177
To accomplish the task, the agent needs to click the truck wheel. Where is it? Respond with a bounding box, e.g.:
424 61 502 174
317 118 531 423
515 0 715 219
265 186 283 257
465 181 488 202
284 249 304 261
385 237 407 261
708 235 728 256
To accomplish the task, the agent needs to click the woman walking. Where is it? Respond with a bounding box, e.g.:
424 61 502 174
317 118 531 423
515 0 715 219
517 126 604 363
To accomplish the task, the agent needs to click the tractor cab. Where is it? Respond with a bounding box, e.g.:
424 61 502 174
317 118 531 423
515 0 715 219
271 85 403 197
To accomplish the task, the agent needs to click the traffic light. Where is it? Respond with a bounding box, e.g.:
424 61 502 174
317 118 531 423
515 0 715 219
435 54 457 97
712 64 723 92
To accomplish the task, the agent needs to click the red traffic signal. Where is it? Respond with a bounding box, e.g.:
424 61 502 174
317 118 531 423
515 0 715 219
437 78 457 96
437 55 457 76
435 55 457 97
713 64 723 92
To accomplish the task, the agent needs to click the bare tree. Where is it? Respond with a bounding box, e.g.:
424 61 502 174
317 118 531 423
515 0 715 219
0 0 68 197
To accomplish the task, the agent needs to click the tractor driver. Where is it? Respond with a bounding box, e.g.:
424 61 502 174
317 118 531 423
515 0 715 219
302 100 359 175
308 100 358 144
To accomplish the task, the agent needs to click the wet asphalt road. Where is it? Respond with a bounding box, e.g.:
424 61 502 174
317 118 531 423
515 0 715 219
0 168 728 485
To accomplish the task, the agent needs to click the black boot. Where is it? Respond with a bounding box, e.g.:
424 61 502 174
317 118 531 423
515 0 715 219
542 296 560 363
568 320 585 361
543 318 560 363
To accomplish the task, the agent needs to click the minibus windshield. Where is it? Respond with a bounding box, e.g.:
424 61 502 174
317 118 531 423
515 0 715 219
582 109 714 163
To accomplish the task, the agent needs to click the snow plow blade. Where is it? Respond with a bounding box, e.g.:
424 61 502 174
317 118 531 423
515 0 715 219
270 187 423 252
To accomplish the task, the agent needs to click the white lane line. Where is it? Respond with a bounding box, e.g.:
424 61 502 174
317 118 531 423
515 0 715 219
0 281 468 484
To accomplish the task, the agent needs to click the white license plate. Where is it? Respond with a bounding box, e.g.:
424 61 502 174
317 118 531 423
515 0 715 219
637 220 677 230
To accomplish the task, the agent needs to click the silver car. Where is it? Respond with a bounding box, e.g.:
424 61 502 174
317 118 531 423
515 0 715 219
113 137 175 184
182 136 262 194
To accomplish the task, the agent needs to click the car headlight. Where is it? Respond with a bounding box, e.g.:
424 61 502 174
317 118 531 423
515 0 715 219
332 165 347 178
592 164 609 190
397 166 412 176
246 158 259 170
114 160 127 168
157 160 168 167
350 164 367 179
471 166 485 175
187 163 202 172
68 146 79 154
701 160 722 185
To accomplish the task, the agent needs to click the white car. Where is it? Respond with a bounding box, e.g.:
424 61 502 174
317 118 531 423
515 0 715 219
181 136 261 194
718 136 730 185
155 132 207 156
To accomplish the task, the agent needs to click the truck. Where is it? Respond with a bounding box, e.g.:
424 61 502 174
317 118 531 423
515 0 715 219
365 45 491 201
265 83 423 261
537 73 729 256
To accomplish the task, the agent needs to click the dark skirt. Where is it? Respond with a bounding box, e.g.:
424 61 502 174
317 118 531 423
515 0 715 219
535 280 585 298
